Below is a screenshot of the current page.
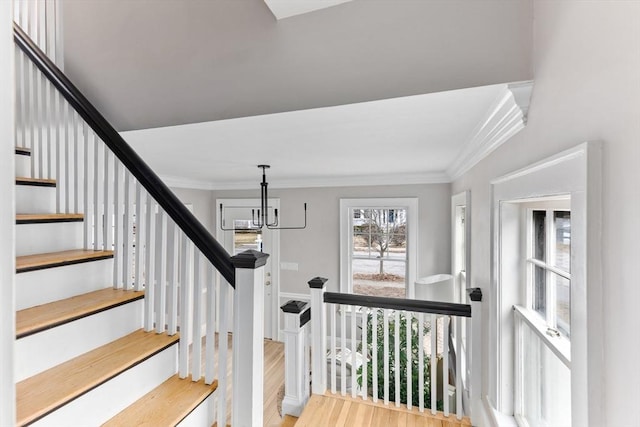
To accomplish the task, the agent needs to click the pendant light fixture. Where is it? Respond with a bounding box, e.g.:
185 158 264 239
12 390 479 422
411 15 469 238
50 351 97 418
219 165 307 231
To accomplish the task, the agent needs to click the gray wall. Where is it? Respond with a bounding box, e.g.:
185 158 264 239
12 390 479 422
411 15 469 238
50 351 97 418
451 2 640 424
172 183 452 295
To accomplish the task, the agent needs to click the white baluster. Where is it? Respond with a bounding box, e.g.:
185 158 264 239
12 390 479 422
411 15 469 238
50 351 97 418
155 210 167 333
394 310 400 407
143 196 156 332
205 262 216 385
93 135 102 250
406 310 412 410
372 308 378 403
192 252 203 381
134 183 144 291
63 103 71 213
431 314 437 415
167 221 178 335
73 111 80 214
122 171 133 289
443 316 450 416
383 309 389 405
217 281 229 427
340 305 346 396
350 305 357 399
361 307 368 401
456 315 463 420
179 238 191 379
82 122 91 248
103 148 112 250
112 160 122 287
330 303 336 394
35 71 43 179
418 312 425 412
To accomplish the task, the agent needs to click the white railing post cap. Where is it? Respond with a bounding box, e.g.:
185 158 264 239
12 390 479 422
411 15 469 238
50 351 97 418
231 249 269 270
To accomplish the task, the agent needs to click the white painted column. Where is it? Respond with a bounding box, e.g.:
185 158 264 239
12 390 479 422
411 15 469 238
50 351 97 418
467 288 483 424
280 300 310 417
0 1 15 424
308 277 328 395
231 249 269 427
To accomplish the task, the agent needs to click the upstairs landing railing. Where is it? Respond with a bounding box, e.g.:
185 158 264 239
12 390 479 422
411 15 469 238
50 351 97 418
14 20 266 427
281 278 483 424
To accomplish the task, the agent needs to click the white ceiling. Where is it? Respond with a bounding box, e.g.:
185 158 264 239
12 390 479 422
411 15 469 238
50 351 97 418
122 84 512 190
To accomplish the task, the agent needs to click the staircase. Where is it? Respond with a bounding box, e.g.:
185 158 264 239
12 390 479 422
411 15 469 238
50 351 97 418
14 145 217 425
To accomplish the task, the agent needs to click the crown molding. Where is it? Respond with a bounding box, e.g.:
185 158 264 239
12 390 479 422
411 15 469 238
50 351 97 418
446 81 533 181
161 171 450 192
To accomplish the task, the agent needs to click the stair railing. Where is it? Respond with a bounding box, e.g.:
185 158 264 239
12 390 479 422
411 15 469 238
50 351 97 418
13 22 266 426
282 278 483 424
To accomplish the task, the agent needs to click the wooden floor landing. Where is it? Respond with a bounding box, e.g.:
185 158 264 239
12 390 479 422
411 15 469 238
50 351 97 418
294 394 472 427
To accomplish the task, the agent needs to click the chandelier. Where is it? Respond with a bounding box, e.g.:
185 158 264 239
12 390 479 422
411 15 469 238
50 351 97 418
219 165 307 231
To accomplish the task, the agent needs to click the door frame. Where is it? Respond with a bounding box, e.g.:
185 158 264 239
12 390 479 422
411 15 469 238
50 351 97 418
216 198 280 341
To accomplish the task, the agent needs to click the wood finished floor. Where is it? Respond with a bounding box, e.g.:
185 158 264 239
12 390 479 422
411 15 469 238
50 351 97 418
294 394 472 427
198 335 285 427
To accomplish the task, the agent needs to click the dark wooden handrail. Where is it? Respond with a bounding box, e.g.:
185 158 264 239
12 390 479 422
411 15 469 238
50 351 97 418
13 23 235 286
324 292 472 317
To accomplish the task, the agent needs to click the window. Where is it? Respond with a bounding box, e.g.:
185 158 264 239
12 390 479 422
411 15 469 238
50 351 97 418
340 198 418 298
528 208 571 336
514 201 572 427
491 142 603 426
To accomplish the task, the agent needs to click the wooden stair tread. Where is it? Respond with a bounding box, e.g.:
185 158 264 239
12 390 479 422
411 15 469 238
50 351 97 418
15 146 31 156
16 213 84 224
16 329 179 426
16 249 114 273
16 177 56 187
102 374 218 427
17 288 144 338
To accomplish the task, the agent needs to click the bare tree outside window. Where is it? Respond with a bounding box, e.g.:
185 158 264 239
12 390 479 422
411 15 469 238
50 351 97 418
352 208 407 297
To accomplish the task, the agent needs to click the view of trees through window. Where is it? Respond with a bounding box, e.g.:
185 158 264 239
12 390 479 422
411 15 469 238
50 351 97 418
352 208 407 297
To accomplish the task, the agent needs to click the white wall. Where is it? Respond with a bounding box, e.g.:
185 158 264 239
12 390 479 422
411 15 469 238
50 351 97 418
170 187 215 231
0 0 15 423
452 2 640 425
209 183 452 295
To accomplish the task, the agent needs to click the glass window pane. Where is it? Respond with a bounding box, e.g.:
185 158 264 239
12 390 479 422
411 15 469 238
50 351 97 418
534 265 546 317
233 227 262 254
554 211 571 272
533 210 546 261
520 321 571 427
352 259 406 298
555 274 571 337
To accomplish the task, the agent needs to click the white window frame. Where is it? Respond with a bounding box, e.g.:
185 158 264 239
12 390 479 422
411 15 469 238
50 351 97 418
340 198 418 298
489 142 603 426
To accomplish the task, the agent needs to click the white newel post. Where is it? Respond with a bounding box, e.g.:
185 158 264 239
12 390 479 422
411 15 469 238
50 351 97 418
231 250 269 427
309 277 328 395
281 300 311 416
467 287 483 424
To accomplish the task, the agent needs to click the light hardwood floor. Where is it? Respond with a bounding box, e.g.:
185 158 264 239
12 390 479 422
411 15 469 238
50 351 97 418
295 394 472 427
199 335 285 427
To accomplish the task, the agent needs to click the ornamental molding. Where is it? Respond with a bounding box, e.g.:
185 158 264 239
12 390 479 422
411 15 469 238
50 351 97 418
447 81 533 181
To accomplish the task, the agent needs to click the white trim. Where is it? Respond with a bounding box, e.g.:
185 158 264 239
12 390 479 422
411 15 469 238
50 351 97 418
513 305 571 368
339 198 418 298
448 81 533 181
279 292 310 303
490 142 603 426
0 1 15 423
162 171 449 191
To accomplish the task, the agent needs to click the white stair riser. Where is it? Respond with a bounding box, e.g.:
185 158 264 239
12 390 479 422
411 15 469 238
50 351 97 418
16 184 56 214
176 391 216 427
16 258 114 310
30 344 178 427
15 154 30 178
16 221 84 256
16 299 144 382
